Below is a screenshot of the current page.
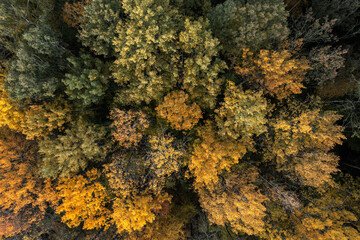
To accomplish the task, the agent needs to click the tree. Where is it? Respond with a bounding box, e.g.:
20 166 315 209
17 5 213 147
56 169 111 230
79 0 122 56
215 81 268 139
235 47 310 100
5 21 66 101
0 128 54 237
197 168 268 236
0 0 55 52
63 52 109 106
146 133 183 192
110 109 149 149
264 102 345 189
38 118 109 178
21 97 72 139
188 122 252 190
0 67 25 131
208 0 289 57
111 192 172 234
156 91 202 131
112 0 225 108
62 0 88 28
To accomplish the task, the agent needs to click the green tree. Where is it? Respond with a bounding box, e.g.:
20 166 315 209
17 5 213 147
63 52 109 106
112 0 225 109
79 0 122 56
38 118 109 178
215 81 268 139
208 0 289 57
5 21 66 101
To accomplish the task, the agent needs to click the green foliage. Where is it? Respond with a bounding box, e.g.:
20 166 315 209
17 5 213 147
38 118 109 178
79 0 122 56
0 0 55 52
5 21 66 101
63 52 109 106
208 0 289 57
215 81 268 139
113 0 225 108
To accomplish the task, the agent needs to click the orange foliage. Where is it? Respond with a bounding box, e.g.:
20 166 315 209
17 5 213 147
62 1 89 28
235 48 310 100
0 128 54 237
110 109 149 148
156 91 202 131
112 192 172 234
56 169 111 230
188 122 253 190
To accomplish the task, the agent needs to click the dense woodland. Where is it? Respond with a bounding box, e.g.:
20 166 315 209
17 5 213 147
0 0 360 239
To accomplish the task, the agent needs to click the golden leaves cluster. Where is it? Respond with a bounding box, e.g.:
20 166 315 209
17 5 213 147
156 91 202 131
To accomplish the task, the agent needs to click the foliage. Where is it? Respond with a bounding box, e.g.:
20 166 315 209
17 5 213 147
308 45 348 86
5 21 66 101
38 119 109 178
208 0 289 57
146 133 183 192
235 48 310 100
265 103 345 189
112 192 171 234
188 122 252 190
63 52 109 106
110 109 149 149
21 97 72 139
113 0 225 108
0 67 25 131
79 0 122 56
197 168 268 236
62 0 87 28
156 91 202 131
0 128 53 237
56 169 111 230
215 81 268 139
0 0 55 51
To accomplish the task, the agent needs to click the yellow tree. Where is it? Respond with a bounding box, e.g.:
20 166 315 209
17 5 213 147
0 67 24 131
55 169 111 230
156 91 202 131
265 102 345 189
111 192 172 234
188 122 251 190
188 122 267 235
21 97 72 139
235 47 310 100
146 133 184 192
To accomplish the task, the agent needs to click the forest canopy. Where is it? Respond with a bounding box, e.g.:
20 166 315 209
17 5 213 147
1 0 360 239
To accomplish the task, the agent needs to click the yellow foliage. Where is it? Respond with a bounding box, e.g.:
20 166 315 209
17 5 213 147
156 91 202 131
0 68 25 131
198 167 268 236
21 97 72 139
266 106 345 189
147 133 183 192
188 122 253 190
112 192 172 234
235 48 310 100
56 169 111 230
